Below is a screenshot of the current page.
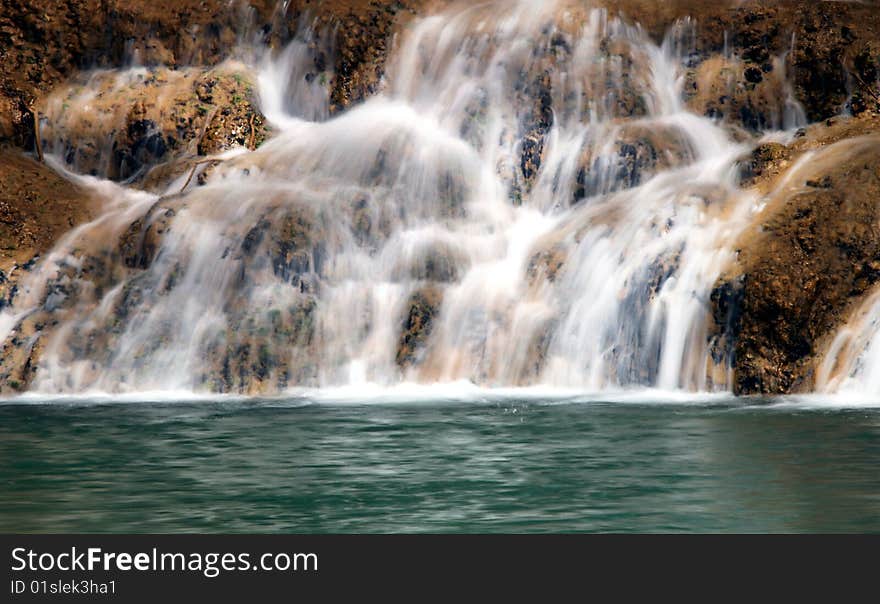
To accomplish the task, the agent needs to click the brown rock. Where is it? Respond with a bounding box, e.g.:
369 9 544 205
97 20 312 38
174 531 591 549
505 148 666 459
38 65 268 186
397 285 443 368
713 133 880 395
0 150 95 270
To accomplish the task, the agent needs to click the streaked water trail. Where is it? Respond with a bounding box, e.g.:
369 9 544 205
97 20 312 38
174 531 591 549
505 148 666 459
0 0 814 396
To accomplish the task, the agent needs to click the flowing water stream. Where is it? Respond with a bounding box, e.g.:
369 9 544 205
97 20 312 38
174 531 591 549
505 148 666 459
3 0 880 399
0 2 755 395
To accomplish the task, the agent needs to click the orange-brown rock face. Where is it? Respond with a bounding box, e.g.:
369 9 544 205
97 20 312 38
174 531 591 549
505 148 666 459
38 65 268 184
0 151 96 270
0 150 99 393
712 120 880 395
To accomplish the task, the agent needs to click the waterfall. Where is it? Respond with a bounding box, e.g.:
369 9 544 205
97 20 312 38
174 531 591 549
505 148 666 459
818 244 880 397
1 0 793 395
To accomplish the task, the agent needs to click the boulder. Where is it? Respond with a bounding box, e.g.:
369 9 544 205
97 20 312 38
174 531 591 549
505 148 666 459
713 131 880 394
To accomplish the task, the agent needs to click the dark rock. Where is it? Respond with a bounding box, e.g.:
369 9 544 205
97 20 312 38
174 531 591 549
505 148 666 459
744 66 763 84
806 176 833 189
396 286 442 368
739 142 790 185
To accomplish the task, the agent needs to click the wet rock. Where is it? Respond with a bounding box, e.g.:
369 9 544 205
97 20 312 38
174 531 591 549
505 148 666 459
0 96 17 142
714 135 880 395
521 69 555 181
738 141 791 186
686 56 795 133
269 209 325 289
118 203 177 269
707 274 745 387
520 133 546 183
0 314 47 395
574 123 693 202
0 0 295 150
527 246 567 285
207 296 318 394
322 1 432 113
805 176 832 189
4 0 880 157
392 241 468 284
848 47 880 117
787 5 852 123
608 1 880 125
39 65 269 186
396 285 442 368
350 200 373 245
0 246 127 395
744 66 764 84
592 36 652 120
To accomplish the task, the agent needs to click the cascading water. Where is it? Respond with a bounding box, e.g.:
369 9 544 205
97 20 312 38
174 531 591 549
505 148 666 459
0 0 813 395
817 289 880 396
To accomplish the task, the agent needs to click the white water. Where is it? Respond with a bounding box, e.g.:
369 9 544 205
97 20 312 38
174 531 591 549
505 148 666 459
818 288 880 396
1 0 818 396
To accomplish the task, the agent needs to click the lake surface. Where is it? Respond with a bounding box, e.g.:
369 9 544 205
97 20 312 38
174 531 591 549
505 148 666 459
2 391 880 533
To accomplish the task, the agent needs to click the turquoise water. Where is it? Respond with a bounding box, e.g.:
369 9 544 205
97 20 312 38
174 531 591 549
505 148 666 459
2 394 880 533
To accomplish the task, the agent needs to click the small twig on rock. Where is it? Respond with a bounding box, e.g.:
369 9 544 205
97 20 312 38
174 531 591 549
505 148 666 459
180 158 223 193
31 107 44 163
248 113 257 151
853 72 880 104
195 106 219 154
180 106 223 193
